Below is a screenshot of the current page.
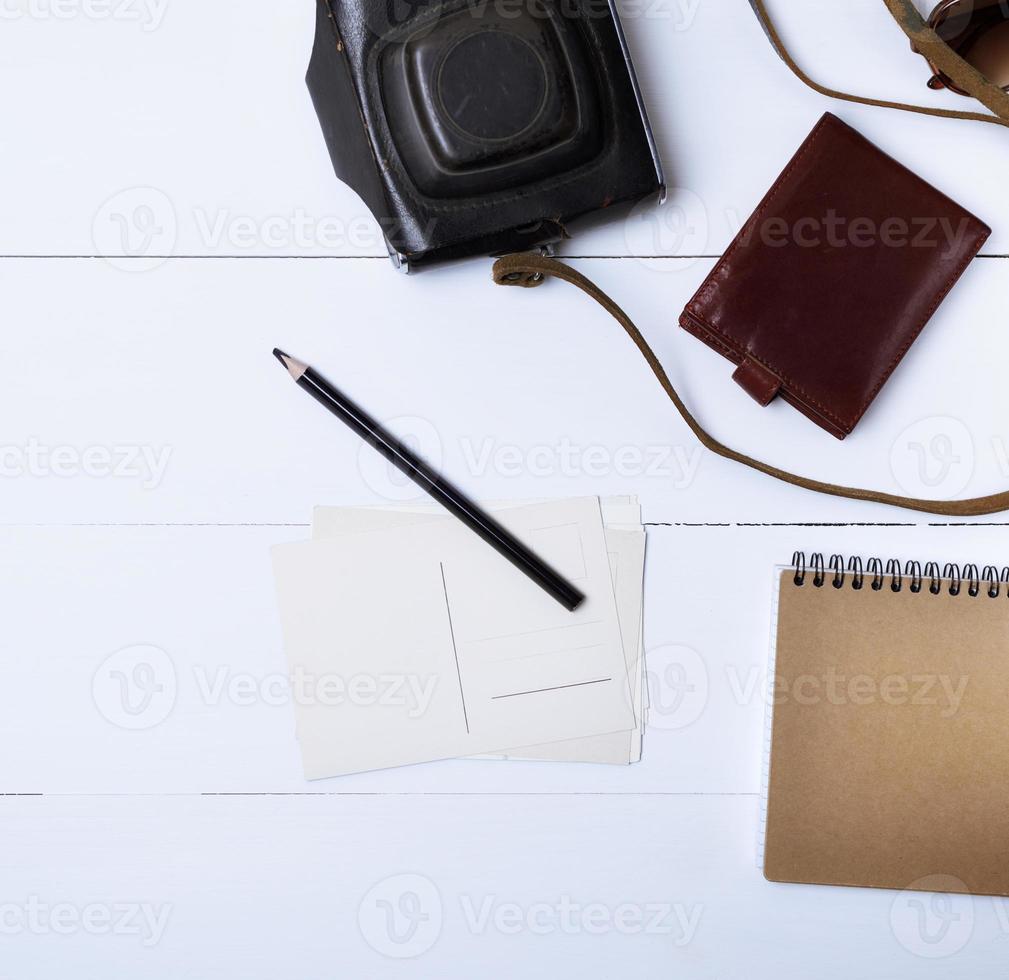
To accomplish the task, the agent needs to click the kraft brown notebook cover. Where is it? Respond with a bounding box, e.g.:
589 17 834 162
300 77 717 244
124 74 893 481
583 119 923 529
763 554 1009 897
679 113 991 440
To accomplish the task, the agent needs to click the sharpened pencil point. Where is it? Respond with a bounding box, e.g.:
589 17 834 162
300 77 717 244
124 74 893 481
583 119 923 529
272 349 310 382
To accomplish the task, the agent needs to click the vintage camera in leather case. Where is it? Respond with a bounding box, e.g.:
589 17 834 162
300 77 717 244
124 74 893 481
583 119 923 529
307 0 664 271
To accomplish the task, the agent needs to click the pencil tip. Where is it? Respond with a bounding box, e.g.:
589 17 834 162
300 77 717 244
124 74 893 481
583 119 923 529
272 349 309 382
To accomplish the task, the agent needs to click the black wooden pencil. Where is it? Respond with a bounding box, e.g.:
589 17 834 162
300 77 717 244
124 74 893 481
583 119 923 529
273 349 585 612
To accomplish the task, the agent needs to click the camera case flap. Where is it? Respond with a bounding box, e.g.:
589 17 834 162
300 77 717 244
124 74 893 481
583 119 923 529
307 0 664 271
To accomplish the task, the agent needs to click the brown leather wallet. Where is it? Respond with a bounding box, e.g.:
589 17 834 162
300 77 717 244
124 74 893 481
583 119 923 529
679 112 991 439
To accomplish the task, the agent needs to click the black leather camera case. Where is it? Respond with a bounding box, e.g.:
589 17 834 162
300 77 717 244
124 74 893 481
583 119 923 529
307 0 664 270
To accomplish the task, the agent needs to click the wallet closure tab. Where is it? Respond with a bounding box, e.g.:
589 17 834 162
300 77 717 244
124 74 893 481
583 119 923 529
733 357 782 407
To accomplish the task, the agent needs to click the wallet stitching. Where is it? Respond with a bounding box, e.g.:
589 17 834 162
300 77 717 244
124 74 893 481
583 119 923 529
686 115 830 319
681 313 845 436
853 225 990 422
682 114 987 432
679 314 737 360
684 117 851 428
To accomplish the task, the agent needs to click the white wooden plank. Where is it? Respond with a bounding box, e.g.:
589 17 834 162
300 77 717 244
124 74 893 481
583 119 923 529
7 523 1009 795
3 257 1009 525
611 0 1009 261
2 0 1007 258
1 793 1005 977
9 0 1009 969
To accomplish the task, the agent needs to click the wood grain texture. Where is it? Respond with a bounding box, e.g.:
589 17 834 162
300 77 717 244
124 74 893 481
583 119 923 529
7 0 1009 974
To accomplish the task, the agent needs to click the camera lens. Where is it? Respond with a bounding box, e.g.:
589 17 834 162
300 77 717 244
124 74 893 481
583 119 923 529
436 30 548 142
377 0 603 196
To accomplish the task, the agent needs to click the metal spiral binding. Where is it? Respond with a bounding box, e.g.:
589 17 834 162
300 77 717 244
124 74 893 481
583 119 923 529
790 553 1009 597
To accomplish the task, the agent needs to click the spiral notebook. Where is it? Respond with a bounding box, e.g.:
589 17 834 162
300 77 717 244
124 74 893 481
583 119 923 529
761 553 1009 898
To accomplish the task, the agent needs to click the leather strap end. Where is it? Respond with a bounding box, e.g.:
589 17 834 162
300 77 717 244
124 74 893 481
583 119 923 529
748 0 1009 128
493 253 552 288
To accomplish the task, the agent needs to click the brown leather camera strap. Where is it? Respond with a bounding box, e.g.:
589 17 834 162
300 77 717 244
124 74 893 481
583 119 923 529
492 251 1009 516
749 0 1009 128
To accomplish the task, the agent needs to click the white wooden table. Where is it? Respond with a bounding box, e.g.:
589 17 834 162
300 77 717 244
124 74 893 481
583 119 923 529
5 0 1009 974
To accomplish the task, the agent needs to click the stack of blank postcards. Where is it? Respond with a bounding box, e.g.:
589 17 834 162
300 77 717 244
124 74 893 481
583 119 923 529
271 496 647 779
